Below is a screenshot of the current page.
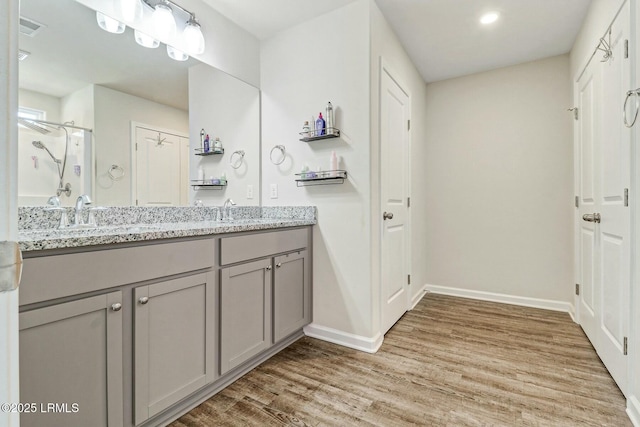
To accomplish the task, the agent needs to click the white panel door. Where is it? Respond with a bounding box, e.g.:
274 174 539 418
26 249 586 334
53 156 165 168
380 65 410 335
135 127 187 206
576 2 630 396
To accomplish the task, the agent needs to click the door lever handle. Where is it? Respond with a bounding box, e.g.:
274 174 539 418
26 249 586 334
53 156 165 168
383 212 394 220
582 213 601 223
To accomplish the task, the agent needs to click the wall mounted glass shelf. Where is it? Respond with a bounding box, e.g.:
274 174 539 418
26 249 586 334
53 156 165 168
190 179 227 190
195 148 224 156
295 170 347 186
299 128 340 142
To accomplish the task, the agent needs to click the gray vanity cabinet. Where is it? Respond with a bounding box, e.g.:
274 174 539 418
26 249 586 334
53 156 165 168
219 259 272 375
133 272 215 425
273 250 310 343
19 291 124 427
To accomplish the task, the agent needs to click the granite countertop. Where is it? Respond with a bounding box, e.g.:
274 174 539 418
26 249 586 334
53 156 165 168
18 206 316 252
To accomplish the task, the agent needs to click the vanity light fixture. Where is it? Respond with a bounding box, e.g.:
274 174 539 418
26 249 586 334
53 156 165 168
120 0 143 23
183 15 205 55
96 11 126 34
152 0 177 41
480 12 499 25
135 29 160 48
167 45 188 61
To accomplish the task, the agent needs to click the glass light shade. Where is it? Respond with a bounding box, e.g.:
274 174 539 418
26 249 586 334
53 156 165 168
183 18 205 55
135 29 160 48
120 0 142 23
153 2 176 41
167 45 188 61
96 11 125 34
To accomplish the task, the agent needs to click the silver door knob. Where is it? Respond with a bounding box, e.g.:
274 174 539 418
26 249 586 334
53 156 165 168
139 296 149 305
266 265 272 271
111 303 122 312
383 212 394 220
582 213 601 223
276 263 282 268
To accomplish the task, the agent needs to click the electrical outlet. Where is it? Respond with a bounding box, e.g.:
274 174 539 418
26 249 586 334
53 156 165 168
270 184 278 199
246 184 254 199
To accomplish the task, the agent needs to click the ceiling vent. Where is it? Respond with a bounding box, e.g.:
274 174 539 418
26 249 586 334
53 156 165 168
18 50 30 61
19 16 46 37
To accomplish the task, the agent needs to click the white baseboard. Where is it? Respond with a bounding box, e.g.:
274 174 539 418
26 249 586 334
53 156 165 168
410 284 428 310
425 284 573 314
303 323 383 353
628 396 640 427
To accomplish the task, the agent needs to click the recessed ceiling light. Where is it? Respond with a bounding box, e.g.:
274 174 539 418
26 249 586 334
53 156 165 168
480 12 499 25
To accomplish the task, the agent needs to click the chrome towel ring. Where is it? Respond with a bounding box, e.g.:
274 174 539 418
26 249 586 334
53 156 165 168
270 145 286 165
623 88 640 128
108 164 125 181
230 150 245 169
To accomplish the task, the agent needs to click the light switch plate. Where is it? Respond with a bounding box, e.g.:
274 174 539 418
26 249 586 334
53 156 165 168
246 184 254 199
270 184 278 199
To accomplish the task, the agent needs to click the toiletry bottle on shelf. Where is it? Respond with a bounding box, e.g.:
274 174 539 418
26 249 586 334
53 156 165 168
200 129 205 150
198 166 205 183
316 113 326 136
203 134 210 153
311 116 316 137
214 137 223 153
330 151 338 176
326 102 334 134
302 121 311 138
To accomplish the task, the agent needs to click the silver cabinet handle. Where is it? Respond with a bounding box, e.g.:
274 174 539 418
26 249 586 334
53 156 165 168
139 296 149 305
383 212 394 220
582 213 601 223
111 303 122 312
276 263 282 268
266 265 272 271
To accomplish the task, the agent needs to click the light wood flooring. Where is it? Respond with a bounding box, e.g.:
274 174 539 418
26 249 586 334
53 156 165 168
170 293 631 426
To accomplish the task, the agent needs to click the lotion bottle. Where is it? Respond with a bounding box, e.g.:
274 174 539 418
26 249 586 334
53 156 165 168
330 151 338 176
316 113 326 136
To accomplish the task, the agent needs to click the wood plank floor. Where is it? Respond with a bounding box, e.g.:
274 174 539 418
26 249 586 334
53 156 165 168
170 294 631 426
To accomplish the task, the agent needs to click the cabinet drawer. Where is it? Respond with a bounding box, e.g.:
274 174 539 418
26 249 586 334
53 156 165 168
220 228 308 265
21 238 215 306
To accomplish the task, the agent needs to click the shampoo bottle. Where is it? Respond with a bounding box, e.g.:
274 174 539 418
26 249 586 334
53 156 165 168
330 151 338 176
203 134 210 153
214 137 222 153
326 102 334 134
302 121 311 138
316 113 326 136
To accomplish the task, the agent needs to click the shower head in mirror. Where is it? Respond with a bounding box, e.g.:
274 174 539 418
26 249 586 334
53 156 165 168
32 140 61 164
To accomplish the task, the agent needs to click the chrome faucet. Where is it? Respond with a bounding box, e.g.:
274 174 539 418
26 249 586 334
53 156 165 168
44 195 68 228
221 198 236 221
74 194 92 226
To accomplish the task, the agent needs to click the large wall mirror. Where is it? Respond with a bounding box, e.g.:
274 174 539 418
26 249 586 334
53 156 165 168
18 0 260 207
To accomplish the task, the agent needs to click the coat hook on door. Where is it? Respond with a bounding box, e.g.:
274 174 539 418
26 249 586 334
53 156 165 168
597 28 612 62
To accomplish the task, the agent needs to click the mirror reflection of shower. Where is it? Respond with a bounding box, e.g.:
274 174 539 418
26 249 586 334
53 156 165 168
18 117 93 206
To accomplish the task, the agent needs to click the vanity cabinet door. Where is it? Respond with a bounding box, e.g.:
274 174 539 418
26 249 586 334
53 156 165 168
273 250 310 343
19 291 124 427
133 272 215 425
220 259 272 375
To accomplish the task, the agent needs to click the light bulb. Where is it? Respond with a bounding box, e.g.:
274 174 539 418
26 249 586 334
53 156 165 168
153 2 176 41
135 30 160 48
167 45 188 61
183 16 205 55
120 0 142 23
480 12 499 25
96 11 125 34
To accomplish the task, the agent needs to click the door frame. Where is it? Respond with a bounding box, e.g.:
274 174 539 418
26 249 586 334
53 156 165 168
0 0 21 425
378 57 413 327
129 121 189 206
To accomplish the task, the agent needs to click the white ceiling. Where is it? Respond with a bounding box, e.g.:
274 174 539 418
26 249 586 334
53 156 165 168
202 0 592 83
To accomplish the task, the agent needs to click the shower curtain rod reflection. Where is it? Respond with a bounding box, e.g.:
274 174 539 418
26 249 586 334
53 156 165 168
18 117 93 133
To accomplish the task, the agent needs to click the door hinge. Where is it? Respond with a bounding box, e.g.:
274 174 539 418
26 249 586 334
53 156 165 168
407 197 411 208
624 337 628 355
624 40 629 59
575 196 579 208
407 120 410 131
407 274 411 285
575 284 580 296
624 188 629 207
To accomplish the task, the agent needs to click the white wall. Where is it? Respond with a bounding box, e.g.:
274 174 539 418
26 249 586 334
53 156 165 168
18 89 61 122
188 64 260 206
369 1 430 329
261 0 374 341
93 85 188 206
423 55 574 308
